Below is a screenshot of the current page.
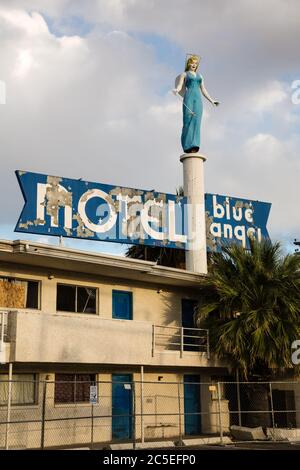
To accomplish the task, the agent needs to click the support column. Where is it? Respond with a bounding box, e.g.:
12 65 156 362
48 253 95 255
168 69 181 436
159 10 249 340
180 153 207 274
5 362 13 450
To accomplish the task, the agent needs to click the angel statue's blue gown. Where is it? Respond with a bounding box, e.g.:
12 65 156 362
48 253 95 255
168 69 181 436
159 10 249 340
181 72 203 153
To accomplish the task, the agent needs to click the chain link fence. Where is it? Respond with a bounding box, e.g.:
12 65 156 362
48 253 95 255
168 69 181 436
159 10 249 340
1 378 300 449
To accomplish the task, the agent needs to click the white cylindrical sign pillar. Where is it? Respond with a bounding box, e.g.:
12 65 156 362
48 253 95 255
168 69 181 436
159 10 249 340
180 153 207 274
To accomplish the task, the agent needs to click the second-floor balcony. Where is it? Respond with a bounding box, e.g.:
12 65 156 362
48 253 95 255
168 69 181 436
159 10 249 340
2 309 217 368
153 324 209 357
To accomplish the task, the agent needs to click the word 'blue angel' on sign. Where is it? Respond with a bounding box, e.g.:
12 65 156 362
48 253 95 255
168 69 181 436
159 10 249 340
15 171 271 251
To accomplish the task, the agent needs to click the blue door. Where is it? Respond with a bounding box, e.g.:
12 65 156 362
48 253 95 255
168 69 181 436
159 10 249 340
112 374 132 440
181 299 198 351
112 291 133 320
184 375 201 435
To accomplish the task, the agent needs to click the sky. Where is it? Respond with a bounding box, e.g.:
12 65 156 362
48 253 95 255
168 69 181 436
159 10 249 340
0 0 299 255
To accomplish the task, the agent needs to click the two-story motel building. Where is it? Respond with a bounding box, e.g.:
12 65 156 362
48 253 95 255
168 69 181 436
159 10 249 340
0 239 230 448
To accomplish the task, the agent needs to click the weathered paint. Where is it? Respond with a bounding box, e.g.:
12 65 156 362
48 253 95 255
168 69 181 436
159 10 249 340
15 170 271 250
205 194 271 250
15 170 187 249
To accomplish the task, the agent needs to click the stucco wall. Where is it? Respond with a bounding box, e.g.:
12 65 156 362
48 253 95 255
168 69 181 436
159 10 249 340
0 264 213 367
0 265 198 326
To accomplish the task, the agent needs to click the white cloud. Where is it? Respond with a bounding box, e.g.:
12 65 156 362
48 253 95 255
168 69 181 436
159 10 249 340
244 133 282 163
148 100 180 121
238 133 300 238
0 8 48 35
13 48 36 77
247 81 287 113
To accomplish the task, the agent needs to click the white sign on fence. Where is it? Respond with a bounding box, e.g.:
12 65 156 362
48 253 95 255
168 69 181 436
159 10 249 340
89 385 98 404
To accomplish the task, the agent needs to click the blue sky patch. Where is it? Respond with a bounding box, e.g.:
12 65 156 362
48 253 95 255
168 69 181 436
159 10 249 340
44 14 95 37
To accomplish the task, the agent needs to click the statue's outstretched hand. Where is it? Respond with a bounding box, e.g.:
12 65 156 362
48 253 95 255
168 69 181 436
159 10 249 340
172 89 179 96
213 101 220 106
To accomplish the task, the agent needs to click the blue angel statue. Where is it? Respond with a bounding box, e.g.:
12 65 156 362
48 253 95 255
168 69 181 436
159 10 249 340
173 55 219 153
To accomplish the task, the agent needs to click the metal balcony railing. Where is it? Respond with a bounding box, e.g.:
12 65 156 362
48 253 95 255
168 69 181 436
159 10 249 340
152 324 210 358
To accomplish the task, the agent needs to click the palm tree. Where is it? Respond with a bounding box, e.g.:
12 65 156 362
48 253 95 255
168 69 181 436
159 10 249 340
195 239 300 427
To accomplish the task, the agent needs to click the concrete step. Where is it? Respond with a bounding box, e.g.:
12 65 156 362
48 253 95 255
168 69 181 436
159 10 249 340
136 441 175 449
181 436 232 446
108 443 133 450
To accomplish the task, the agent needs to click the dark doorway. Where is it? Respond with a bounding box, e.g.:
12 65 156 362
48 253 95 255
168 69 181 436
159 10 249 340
272 389 296 428
181 299 198 351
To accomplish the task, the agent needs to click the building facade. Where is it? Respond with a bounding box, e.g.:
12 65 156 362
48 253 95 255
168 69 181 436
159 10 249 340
0 239 231 448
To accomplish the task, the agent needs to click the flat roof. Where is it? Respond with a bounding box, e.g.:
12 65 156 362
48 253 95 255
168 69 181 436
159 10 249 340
0 240 205 288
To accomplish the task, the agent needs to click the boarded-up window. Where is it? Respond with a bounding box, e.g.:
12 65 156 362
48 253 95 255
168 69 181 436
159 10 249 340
54 373 96 403
0 278 39 309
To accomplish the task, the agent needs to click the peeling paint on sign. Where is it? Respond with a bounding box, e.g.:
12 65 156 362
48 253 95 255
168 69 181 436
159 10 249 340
15 170 271 251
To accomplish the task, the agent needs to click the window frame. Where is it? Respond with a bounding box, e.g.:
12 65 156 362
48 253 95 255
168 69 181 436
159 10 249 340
56 283 98 315
54 373 97 405
0 276 41 310
0 373 38 407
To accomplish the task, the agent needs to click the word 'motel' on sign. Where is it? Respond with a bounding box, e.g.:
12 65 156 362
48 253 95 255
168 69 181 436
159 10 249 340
15 171 271 251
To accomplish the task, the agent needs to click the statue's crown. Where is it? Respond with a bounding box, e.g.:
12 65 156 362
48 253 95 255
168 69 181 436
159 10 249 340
186 53 201 64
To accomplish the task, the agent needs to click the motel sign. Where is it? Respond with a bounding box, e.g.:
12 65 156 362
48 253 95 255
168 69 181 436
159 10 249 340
15 171 271 251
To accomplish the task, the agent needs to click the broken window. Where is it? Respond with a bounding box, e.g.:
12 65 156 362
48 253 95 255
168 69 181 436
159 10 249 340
54 373 96 404
0 277 40 309
56 284 97 314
